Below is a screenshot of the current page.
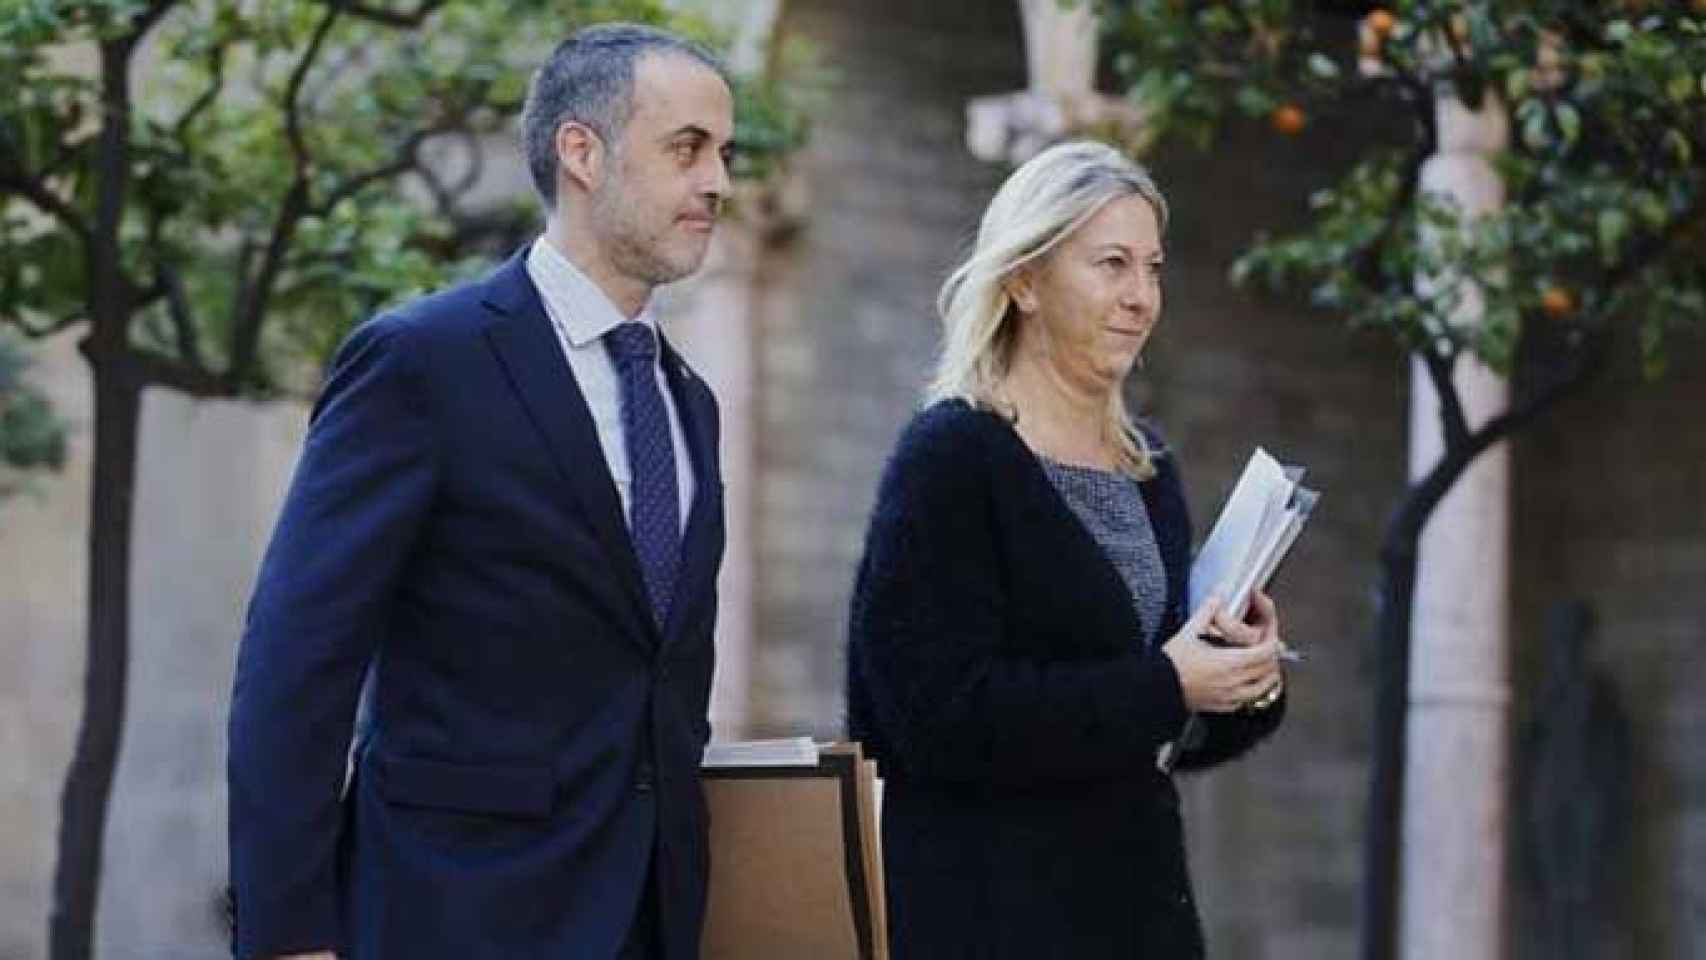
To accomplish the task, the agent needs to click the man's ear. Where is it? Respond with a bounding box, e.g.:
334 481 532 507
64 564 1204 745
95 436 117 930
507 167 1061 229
555 121 605 194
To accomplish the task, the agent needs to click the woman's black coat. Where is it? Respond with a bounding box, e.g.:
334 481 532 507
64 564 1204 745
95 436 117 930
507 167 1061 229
847 400 1284 959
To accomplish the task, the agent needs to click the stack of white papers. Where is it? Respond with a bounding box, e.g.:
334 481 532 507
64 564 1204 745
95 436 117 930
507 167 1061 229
1157 448 1318 774
1188 447 1319 620
702 737 822 768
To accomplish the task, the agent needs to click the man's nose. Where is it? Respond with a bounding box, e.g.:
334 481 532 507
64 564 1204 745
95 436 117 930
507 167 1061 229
703 152 732 205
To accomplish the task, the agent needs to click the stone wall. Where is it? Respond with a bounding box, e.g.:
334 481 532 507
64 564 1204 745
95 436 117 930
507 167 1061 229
746 0 1029 735
1511 341 1706 959
0 333 307 958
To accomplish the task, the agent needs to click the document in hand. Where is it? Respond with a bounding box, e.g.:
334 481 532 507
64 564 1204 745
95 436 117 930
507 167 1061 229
1157 448 1318 774
1188 447 1319 620
700 739 888 960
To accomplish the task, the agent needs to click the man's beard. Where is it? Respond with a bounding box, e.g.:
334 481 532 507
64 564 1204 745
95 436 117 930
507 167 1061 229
592 171 702 287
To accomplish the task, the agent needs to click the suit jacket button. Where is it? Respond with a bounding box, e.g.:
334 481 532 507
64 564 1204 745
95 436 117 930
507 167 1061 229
636 762 655 794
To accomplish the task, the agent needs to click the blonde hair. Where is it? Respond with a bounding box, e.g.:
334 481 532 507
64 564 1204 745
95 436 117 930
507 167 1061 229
928 139 1169 479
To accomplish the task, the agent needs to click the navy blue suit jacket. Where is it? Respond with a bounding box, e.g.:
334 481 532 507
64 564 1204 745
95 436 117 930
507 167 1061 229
228 252 723 959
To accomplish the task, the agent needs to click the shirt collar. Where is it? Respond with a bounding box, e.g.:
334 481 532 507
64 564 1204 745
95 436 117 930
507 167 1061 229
527 235 657 350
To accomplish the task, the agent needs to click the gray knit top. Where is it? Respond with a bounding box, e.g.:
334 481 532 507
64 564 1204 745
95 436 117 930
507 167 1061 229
1038 457 1169 648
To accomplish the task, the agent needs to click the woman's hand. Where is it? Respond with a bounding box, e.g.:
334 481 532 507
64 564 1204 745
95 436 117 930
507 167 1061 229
1162 594 1284 713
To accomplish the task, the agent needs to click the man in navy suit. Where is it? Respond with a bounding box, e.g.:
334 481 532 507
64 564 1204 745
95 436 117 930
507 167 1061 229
228 23 734 960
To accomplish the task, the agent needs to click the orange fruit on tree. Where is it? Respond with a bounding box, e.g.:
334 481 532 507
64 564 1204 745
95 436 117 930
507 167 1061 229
1271 104 1307 135
1359 26 1384 59
1449 13 1471 44
1367 9 1397 37
1541 286 1575 318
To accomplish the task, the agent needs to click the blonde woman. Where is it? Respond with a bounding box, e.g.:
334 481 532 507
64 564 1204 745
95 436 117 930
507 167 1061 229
846 140 1288 958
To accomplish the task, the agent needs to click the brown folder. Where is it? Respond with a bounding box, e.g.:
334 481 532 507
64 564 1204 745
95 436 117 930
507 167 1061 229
700 741 888 959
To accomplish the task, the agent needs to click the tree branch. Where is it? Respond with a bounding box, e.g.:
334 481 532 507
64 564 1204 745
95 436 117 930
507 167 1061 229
1354 141 1430 290
313 152 417 217
87 38 143 349
155 265 207 371
120 346 236 398
413 155 460 217
443 126 485 197
0 173 92 246
284 6 342 178
311 0 446 28
311 120 460 216
8 312 85 340
128 0 182 41
1418 342 1471 451
1601 196 1706 294
1407 196 1695 475
1477 327 1608 446
227 180 309 389
222 4 355 389
174 47 227 140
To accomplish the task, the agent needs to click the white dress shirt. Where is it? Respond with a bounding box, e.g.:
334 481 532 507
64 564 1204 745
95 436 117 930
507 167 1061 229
526 236 695 533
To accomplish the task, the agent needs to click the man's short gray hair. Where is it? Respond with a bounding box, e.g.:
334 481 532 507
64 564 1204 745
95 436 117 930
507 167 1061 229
521 22 728 206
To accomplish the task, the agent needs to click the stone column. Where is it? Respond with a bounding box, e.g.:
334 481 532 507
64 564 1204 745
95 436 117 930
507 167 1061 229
656 0 796 740
1017 0 1096 96
662 226 761 740
1400 90 1512 960
965 0 1143 164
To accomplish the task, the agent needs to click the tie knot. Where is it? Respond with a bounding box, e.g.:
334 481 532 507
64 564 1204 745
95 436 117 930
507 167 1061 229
606 322 659 368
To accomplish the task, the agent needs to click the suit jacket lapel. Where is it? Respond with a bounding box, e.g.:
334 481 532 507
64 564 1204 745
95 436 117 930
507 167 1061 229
479 253 656 649
659 338 722 651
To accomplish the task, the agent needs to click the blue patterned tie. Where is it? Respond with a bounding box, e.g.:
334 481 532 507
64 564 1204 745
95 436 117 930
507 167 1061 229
605 322 681 628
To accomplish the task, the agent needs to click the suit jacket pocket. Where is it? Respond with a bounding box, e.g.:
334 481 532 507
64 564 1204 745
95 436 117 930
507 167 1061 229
376 755 555 819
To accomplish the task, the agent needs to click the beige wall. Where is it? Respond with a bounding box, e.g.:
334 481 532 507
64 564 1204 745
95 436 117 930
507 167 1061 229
1 332 92 960
0 332 308 959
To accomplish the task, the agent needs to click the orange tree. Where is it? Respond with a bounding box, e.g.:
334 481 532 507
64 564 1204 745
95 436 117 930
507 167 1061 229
1102 1 1705 956
0 2 808 957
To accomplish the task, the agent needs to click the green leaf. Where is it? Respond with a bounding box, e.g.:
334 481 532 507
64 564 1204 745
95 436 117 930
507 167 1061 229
1668 71 1695 103
1634 190 1669 228
1234 84 1276 118
1306 53 1339 81
1555 103 1581 145
1519 99 1550 149
1596 208 1628 265
1504 69 1529 102
1640 320 1667 379
0 335 66 480
1662 129 1693 168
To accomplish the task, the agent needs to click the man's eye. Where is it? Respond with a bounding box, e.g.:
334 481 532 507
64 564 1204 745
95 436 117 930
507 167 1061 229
674 142 698 161
1100 257 1127 269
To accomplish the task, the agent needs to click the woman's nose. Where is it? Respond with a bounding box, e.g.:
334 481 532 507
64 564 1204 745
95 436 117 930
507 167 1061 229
1123 280 1155 311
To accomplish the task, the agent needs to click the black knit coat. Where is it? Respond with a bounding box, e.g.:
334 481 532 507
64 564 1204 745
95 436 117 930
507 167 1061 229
847 400 1285 959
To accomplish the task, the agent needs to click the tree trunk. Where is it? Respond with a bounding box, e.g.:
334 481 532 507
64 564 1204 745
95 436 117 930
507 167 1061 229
48 346 142 960
1361 519 1421 960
